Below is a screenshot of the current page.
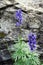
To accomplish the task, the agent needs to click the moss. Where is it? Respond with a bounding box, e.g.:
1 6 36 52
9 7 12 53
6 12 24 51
0 32 7 38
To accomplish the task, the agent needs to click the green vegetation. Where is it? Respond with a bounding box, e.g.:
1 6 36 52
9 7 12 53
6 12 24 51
10 37 40 65
0 32 6 38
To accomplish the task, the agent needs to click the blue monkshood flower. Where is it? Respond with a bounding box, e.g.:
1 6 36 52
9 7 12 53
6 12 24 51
15 9 22 22
28 32 36 51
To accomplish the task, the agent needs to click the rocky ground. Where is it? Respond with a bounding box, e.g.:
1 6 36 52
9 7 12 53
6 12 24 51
0 0 43 65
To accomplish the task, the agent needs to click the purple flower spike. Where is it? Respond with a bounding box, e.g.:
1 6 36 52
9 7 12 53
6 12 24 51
28 32 36 51
15 9 22 22
15 9 23 27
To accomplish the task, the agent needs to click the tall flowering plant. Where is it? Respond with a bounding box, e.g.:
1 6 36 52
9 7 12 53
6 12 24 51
9 9 41 65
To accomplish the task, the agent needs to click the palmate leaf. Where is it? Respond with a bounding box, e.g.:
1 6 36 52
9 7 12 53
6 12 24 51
32 53 40 65
41 64 43 65
12 44 26 60
14 58 26 65
28 52 40 65
30 56 40 65
12 52 17 61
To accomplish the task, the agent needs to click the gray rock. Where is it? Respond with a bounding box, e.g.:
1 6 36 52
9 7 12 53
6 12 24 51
0 0 13 9
0 49 11 61
0 0 43 63
0 1 6 8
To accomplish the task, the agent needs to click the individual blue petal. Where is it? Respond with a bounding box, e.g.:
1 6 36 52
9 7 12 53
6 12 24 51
33 45 36 48
30 46 33 50
29 39 33 43
32 36 35 40
29 41 32 44
16 22 20 27
18 18 22 23
30 45 36 50
29 36 32 39
33 41 36 44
